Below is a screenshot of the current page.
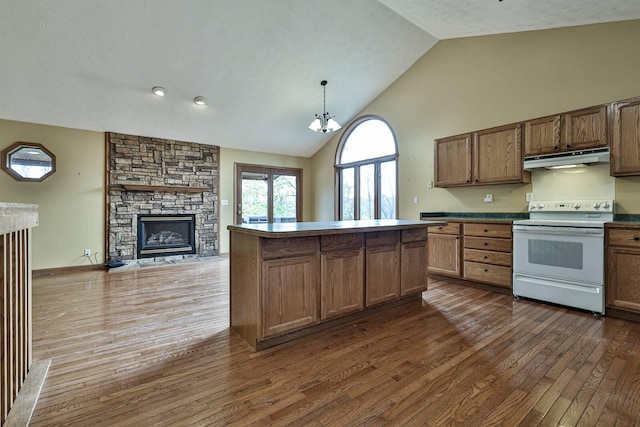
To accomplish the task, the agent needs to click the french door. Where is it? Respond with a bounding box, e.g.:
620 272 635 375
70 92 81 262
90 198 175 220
235 164 302 224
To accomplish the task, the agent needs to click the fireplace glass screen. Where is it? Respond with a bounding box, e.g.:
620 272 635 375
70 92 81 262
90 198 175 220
137 214 196 258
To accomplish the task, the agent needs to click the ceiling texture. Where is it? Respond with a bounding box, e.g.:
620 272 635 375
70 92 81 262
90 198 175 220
1 1 639 157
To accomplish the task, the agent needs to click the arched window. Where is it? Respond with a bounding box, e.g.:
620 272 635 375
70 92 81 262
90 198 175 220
335 116 398 220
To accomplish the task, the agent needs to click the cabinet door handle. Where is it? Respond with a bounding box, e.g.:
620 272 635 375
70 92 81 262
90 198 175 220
484 255 488 259
484 268 488 272
634 236 640 241
554 145 559 149
484 242 488 246
466 179 470 183
484 229 488 232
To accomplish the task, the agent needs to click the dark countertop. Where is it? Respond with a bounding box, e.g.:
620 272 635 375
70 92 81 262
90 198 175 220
611 214 640 222
228 219 447 238
420 212 528 224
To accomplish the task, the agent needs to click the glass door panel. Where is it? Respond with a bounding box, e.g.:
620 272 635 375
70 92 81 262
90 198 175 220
235 165 302 225
240 171 268 224
273 174 297 223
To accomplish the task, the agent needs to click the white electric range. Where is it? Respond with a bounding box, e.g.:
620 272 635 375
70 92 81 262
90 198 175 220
512 199 614 315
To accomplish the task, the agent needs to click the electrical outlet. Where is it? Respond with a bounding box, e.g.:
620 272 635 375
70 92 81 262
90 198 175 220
84 249 91 257
483 194 494 203
413 196 419 204
525 192 533 202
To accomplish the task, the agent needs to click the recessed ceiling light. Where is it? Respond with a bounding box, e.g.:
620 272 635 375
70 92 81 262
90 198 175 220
194 96 207 106
152 86 166 96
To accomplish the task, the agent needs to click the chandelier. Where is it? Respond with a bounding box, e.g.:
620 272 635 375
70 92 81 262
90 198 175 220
309 80 342 133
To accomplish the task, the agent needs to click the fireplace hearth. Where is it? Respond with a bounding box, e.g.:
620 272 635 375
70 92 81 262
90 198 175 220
137 214 196 258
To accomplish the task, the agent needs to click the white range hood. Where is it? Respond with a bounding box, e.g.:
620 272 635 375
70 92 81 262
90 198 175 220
523 147 610 171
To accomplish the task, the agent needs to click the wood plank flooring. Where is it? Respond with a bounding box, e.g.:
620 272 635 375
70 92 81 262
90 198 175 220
29 258 640 426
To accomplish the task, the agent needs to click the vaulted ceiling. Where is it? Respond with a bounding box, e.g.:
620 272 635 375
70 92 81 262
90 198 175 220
1 1 639 157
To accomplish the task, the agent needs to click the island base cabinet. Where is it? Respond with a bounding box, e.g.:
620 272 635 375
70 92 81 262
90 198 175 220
228 221 444 350
607 246 640 313
366 245 400 306
401 241 428 295
261 255 318 337
320 250 364 320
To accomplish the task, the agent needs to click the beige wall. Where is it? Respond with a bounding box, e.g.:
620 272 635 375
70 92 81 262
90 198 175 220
218 147 312 254
0 118 311 267
0 119 105 270
311 20 640 220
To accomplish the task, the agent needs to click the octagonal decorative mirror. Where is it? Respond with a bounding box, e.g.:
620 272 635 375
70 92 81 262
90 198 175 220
1 142 56 181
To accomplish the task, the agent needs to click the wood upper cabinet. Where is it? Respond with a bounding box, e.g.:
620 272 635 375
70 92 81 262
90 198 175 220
427 222 461 277
434 134 472 187
473 123 528 185
611 97 640 176
606 227 640 314
524 105 608 156
365 231 400 306
563 105 608 151
524 115 561 156
261 254 318 337
320 234 364 320
435 124 529 188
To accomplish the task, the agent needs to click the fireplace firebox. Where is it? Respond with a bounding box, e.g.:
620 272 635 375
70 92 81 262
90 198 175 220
137 214 196 258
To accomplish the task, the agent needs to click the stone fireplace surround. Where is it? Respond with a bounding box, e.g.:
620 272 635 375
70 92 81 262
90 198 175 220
107 132 219 261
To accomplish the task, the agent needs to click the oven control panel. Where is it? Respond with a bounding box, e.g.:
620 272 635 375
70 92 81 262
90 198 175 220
528 199 614 212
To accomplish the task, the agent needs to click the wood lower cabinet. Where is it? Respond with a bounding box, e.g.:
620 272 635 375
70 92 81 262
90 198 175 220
606 227 640 314
611 96 640 176
462 222 513 289
427 222 461 277
320 233 364 320
365 231 400 306
400 228 428 296
262 255 318 337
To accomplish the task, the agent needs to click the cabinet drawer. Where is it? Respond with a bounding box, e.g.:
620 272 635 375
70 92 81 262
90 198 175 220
464 248 511 267
428 222 461 235
464 261 512 288
401 228 427 243
608 229 640 249
464 236 512 252
366 230 399 247
321 233 363 252
464 223 512 238
262 236 317 259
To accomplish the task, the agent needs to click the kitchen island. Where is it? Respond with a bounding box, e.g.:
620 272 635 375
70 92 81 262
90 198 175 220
228 219 445 350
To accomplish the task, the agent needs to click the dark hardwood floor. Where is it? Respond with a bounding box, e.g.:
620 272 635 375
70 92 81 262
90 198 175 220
30 258 640 426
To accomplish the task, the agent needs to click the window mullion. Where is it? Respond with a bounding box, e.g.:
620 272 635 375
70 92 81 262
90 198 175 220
374 162 381 219
354 165 360 220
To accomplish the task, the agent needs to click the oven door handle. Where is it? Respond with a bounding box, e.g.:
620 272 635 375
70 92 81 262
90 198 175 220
513 225 604 236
